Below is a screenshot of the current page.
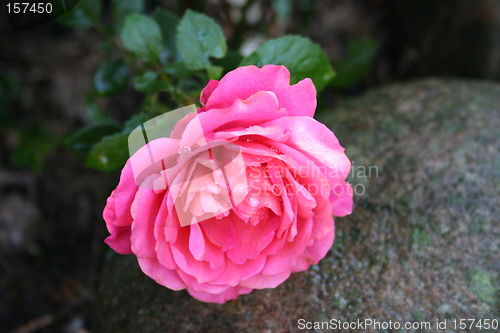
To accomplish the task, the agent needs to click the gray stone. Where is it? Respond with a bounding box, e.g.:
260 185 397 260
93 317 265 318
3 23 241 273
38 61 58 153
93 80 499 332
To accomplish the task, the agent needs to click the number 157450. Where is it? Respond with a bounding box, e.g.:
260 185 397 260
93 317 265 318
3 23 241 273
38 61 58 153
6 2 53 14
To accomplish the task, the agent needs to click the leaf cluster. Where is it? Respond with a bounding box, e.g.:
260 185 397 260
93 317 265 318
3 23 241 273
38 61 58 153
61 0 377 171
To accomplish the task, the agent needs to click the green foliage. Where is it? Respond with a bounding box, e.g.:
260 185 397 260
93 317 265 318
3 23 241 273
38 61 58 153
330 38 379 88
207 66 223 80
67 122 121 159
54 4 379 172
84 92 109 123
85 113 152 171
134 71 160 93
213 50 242 73
122 113 151 133
58 0 102 29
112 0 146 31
120 14 163 64
241 35 335 91
94 60 130 96
153 8 180 63
176 10 227 70
86 132 130 171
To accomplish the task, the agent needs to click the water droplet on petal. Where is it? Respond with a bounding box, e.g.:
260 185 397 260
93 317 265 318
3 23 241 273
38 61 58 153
248 197 259 208
207 184 220 194
179 146 192 154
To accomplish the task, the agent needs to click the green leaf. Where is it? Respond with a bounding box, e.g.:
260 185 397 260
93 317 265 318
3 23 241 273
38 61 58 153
84 91 108 123
212 50 242 73
123 113 151 133
86 132 130 171
127 105 197 156
176 10 227 70
58 0 102 29
85 112 152 172
330 38 379 89
94 59 129 96
134 71 171 94
240 35 335 91
66 122 121 159
112 0 146 31
164 61 195 79
153 8 180 63
134 71 159 92
120 14 163 64
207 66 223 80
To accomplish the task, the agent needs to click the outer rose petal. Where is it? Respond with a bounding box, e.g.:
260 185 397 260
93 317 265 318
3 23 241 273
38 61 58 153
202 65 317 117
292 221 335 273
240 269 291 289
187 286 253 304
102 161 139 254
200 79 219 106
103 161 138 227
104 222 132 254
330 182 354 217
137 257 186 290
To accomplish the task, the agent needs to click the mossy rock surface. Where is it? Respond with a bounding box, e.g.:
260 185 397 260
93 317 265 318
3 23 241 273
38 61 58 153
93 80 499 332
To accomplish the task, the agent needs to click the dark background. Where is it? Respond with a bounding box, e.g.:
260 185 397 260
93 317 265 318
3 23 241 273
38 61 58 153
1 0 499 332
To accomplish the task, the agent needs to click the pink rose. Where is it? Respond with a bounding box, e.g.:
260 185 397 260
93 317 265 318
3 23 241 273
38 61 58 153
103 65 353 303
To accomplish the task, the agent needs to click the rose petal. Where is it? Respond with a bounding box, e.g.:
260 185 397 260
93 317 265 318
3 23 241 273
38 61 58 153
187 286 252 304
170 228 226 284
137 257 185 290
203 65 316 117
103 161 138 227
292 224 334 273
209 255 266 286
225 214 280 264
261 116 353 216
240 269 291 289
185 91 285 142
200 79 219 106
176 270 230 294
130 184 163 258
262 217 313 275
104 224 132 254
